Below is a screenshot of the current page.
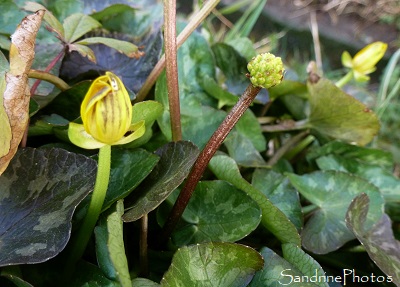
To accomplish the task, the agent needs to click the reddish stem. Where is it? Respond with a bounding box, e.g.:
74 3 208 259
159 84 261 244
30 49 65 96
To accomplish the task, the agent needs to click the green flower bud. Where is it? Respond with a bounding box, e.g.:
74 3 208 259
247 53 284 88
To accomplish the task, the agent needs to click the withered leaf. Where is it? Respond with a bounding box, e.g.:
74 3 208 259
0 10 45 175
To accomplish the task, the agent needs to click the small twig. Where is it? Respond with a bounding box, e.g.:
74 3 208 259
164 0 182 141
261 119 309 132
159 84 261 244
310 11 322 74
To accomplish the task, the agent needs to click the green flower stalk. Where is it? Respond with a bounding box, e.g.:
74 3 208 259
66 72 145 268
337 41 387 87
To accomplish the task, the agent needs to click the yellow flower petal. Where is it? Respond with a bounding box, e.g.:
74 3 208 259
68 122 107 149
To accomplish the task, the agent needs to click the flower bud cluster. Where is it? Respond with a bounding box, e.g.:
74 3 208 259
247 53 284 89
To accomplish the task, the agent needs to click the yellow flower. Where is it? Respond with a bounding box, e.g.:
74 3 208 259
341 41 387 82
68 72 145 149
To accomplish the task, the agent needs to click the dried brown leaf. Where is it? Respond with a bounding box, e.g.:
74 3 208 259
0 10 44 175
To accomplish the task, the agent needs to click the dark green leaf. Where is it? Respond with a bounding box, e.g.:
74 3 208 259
28 114 70 137
316 154 400 202
68 261 120 287
123 100 164 148
42 81 92 121
249 246 325 287
102 148 159 211
209 154 301 245
252 169 303 230
161 242 263 287
60 27 163 93
29 98 40 117
287 170 384 254
63 13 101 43
307 140 393 167
122 141 199 222
0 266 33 287
346 193 400 285
131 278 160 287
224 131 267 167
95 201 130 287
236 109 266 151
200 75 238 108
0 148 96 266
167 180 261 246
282 243 329 287
307 77 380 145
211 43 249 95
0 1 26 35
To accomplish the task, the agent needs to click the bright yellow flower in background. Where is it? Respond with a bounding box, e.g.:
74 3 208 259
68 72 145 149
341 41 387 82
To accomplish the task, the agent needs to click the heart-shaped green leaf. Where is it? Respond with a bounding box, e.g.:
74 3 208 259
209 154 301 246
164 180 261 246
249 246 328 287
252 169 303 230
346 193 400 285
316 154 400 202
0 148 97 266
287 170 384 254
122 141 199 222
307 77 380 146
95 201 130 287
161 242 263 287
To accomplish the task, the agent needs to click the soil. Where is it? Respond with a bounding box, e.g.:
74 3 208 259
221 0 400 54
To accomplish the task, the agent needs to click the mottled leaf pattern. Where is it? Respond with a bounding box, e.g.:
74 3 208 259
287 170 384 254
161 242 263 287
122 141 199 222
346 193 400 286
0 148 96 266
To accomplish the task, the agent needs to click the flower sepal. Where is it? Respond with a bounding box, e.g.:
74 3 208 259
68 120 145 149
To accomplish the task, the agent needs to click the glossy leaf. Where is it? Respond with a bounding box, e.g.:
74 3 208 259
95 201 130 287
200 75 238 108
63 13 101 43
252 169 303 230
102 148 159 211
307 140 393 168
122 141 199 222
68 261 120 287
123 100 164 148
249 246 327 287
161 242 263 287
131 278 160 287
23 1 65 38
209 154 301 246
156 26 221 148
307 77 380 145
167 180 261 246
60 26 162 93
346 193 400 285
75 37 140 58
211 43 249 95
224 131 267 167
287 170 384 254
0 148 97 266
316 154 400 202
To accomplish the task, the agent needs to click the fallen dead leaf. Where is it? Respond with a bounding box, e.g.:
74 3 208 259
0 10 45 175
